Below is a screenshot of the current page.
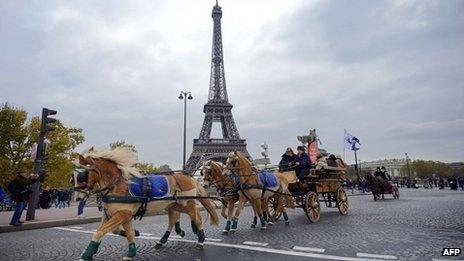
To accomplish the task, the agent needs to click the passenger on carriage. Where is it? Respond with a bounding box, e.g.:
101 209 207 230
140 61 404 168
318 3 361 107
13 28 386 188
278 147 297 171
326 154 338 167
380 166 392 181
294 146 311 181
374 167 382 178
315 152 328 170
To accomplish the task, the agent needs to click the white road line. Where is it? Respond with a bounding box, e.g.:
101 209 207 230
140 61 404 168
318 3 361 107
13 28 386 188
356 253 397 260
69 226 83 230
432 259 464 261
293 246 325 253
206 238 222 242
243 241 269 247
139 233 153 236
52 227 385 261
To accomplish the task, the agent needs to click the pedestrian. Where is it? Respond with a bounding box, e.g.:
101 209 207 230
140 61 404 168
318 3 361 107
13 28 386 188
71 170 88 218
8 169 38 226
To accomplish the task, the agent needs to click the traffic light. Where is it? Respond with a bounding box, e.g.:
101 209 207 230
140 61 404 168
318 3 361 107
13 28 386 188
41 108 57 133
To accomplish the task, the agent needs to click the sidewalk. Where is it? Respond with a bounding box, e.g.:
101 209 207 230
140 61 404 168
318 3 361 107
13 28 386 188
0 206 102 233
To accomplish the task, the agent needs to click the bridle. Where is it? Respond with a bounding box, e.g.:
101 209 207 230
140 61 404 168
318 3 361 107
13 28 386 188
75 161 125 198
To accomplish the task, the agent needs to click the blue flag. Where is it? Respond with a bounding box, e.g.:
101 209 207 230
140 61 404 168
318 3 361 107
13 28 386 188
344 130 361 151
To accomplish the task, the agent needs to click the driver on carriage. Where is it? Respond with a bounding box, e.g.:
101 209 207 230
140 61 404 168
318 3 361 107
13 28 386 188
294 146 311 182
278 147 297 171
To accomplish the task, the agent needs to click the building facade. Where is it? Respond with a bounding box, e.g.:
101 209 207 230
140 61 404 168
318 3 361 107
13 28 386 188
361 158 408 177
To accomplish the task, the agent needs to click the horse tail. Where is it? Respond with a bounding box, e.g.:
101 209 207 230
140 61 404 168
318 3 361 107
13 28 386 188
195 182 219 226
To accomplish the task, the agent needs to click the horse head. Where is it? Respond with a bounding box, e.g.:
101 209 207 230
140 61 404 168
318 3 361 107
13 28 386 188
225 151 240 169
77 153 124 193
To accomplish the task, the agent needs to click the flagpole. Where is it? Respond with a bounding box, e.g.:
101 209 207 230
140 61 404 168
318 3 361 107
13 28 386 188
343 129 346 162
354 149 360 182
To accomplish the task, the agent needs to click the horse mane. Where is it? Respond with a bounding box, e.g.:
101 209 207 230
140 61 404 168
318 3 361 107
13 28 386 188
236 152 254 174
84 147 142 181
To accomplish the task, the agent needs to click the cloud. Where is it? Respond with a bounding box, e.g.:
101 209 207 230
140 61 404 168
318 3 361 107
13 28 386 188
1 0 463 168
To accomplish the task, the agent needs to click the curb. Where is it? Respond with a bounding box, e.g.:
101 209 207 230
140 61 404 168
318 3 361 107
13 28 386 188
0 205 222 233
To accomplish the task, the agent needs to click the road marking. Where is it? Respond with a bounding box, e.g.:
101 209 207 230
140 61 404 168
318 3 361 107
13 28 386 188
293 246 325 253
432 259 463 261
52 227 386 261
206 238 222 242
69 226 83 230
171 235 183 239
139 233 153 236
243 241 269 247
356 253 397 260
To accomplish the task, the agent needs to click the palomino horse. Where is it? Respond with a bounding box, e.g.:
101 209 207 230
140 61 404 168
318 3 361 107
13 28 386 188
76 148 218 261
225 151 294 230
202 160 243 233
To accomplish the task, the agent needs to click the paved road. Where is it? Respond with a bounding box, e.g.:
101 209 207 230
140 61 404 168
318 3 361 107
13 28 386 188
1 189 463 261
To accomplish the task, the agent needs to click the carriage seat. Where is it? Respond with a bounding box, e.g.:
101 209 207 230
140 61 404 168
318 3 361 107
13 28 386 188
128 175 171 199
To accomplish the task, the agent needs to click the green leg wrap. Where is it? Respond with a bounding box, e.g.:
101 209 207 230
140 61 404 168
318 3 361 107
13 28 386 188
159 231 170 244
197 229 205 244
231 218 238 230
283 212 289 222
191 220 199 235
174 222 185 237
174 222 182 234
223 220 231 232
251 216 257 228
126 242 136 259
80 240 101 261
260 216 267 229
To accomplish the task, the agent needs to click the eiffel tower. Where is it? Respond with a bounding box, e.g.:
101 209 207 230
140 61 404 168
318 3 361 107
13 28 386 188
185 1 250 174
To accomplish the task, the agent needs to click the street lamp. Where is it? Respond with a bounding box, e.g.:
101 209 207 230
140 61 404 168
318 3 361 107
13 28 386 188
179 91 193 171
405 152 411 181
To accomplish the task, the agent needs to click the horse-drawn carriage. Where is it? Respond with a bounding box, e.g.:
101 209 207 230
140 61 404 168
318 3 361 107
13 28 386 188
269 166 348 223
267 129 349 223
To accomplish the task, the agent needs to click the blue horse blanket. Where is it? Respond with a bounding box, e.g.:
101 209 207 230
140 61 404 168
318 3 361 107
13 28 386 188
231 171 278 189
258 171 278 188
128 175 170 199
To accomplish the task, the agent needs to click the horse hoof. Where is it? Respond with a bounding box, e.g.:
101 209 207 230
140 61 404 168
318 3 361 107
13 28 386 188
196 242 204 248
268 222 274 226
250 224 256 228
179 231 186 238
156 242 166 248
230 229 236 232
222 230 229 235
123 257 133 260
285 221 290 225
260 226 267 230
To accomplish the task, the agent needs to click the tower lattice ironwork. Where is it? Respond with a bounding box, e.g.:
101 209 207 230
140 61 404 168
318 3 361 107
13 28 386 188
185 1 250 174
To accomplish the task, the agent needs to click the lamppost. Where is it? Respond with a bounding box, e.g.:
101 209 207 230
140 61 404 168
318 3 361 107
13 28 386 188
179 91 193 171
405 152 411 180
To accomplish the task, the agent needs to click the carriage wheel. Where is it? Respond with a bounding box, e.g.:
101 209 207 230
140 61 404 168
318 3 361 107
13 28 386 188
393 187 399 199
336 187 349 215
304 192 320 223
268 196 282 221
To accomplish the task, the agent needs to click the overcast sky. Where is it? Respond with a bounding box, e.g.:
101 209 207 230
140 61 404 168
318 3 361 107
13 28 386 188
1 0 463 168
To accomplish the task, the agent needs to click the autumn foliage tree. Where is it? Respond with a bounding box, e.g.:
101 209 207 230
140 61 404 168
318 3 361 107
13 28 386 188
0 103 84 188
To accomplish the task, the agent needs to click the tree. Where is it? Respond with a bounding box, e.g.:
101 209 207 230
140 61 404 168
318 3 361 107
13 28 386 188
110 140 137 153
135 162 158 174
0 103 84 188
410 160 452 179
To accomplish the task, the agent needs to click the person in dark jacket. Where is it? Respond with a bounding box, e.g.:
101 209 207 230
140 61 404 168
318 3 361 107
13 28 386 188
374 167 382 178
9 169 38 226
294 146 311 181
278 147 297 171
380 166 391 181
